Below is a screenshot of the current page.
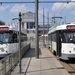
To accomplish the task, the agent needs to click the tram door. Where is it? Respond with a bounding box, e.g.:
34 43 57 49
57 31 61 57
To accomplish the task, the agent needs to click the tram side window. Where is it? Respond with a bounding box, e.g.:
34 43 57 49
48 34 51 42
21 36 24 42
61 33 66 43
52 33 56 42
48 34 50 40
24 36 27 41
21 36 27 42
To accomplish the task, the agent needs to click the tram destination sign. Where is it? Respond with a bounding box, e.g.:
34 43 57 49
0 27 9 30
67 25 75 29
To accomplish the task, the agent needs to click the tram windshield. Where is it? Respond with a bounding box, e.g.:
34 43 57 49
0 31 17 44
62 31 75 43
0 32 11 43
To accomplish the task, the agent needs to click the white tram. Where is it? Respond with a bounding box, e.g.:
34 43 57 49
48 23 75 60
0 25 27 58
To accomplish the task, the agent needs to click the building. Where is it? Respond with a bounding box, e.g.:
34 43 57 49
38 25 50 36
21 11 51 40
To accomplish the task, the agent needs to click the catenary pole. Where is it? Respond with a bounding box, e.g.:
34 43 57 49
19 12 21 73
43 8 45 46
47 12 49 47
35 0 39 58
47 12 49 31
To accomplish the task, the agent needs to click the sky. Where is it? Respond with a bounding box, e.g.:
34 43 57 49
0 0 75 25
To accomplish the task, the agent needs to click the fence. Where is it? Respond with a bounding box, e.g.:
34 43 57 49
0 43 30 75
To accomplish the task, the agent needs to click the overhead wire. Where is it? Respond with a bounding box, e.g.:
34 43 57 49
38 12 52 21
38 2 69 25
0 1 74 24
1 4 17 17
38 12 53 26
54 2 69 24
57 2 69 16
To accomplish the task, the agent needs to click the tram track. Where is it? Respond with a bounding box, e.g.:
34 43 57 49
56 57 75 75
48 48 75 75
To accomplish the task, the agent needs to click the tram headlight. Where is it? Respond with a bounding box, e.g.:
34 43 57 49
0 48 4 52
69 51 71 53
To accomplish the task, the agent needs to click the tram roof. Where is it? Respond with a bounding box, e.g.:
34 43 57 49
48 22 75 34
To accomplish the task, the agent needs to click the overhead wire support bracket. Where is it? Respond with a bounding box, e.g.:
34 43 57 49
0 1 75 4
0 1 34 4
39 1 74 3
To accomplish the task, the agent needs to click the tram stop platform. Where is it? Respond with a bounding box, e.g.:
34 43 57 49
10 46 70 75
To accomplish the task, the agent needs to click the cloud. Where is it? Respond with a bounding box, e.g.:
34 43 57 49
0 5 9 11
52 0 75 11
52 3 66 11
10 4 28 13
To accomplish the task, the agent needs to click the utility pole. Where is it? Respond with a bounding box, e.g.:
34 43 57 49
35 0 39 58
43 8 45 46
47 12 49 47
19 12 21 73
47 12 49 31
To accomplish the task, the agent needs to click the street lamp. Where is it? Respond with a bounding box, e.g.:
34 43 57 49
12 12 22 73
12 18 19 20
